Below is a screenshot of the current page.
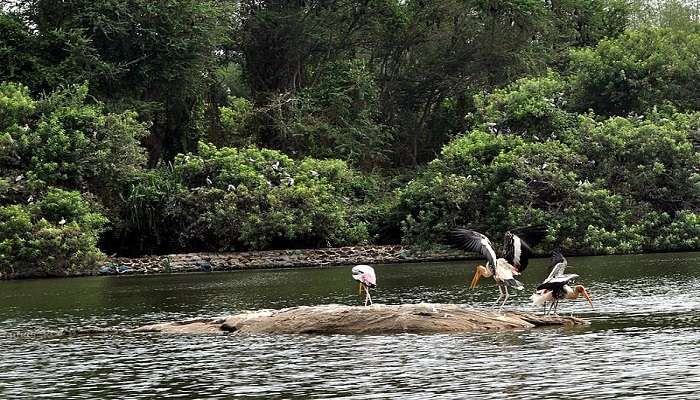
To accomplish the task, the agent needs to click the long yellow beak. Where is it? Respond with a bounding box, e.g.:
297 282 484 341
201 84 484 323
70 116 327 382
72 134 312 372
358 282 363 295
581 287 594 309
469 268 481 289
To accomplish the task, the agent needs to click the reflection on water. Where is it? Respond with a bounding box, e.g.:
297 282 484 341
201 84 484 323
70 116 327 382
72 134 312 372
1 252 699 399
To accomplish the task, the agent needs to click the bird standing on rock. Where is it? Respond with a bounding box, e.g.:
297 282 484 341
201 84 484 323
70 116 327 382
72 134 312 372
351 265 376 306
448 226 548 310
531 251 594 315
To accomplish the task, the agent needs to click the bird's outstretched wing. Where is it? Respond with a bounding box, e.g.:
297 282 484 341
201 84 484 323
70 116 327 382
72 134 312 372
537 273 579 291
550 250 566 266
448 228 498 273
542 250 568 283
503 225 548 273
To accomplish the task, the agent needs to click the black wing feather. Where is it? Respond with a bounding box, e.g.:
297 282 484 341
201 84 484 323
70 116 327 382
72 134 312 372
510 225 548 245
448 228 497 272
503 225 548 273
542 249 568 283
550 249 566 267
537 273 579 291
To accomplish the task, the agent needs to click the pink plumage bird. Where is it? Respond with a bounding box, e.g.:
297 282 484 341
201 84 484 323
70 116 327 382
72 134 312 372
351 265 376 306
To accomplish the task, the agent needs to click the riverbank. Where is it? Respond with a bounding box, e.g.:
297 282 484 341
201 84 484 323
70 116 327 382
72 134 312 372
100 245 469 276
5 246 697 280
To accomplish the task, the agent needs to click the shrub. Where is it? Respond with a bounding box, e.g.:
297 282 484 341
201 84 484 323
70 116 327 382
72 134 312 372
396 126 700 254
119 142 377 252
0 189 106 277
0 82 144 274
470 74 579 142
567 28 700 116
397 130 582 244
571 115 700 210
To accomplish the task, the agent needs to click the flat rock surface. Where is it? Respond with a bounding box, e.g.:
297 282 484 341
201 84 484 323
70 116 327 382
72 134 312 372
133 304 587 335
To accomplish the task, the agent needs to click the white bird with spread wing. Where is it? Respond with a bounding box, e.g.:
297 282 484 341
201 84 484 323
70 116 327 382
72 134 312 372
449 226 547 310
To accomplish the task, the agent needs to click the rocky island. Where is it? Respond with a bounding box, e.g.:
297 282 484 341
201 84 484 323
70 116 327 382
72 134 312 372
134 303 587 335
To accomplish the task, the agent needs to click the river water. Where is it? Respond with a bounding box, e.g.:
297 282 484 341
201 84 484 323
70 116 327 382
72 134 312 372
1 252 700 399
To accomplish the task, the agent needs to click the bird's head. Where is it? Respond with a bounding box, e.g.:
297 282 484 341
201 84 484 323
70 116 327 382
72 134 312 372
576 285 594 308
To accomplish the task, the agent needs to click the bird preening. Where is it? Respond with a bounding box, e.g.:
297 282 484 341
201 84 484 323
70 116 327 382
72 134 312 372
448 226 548 310
351 265 377 306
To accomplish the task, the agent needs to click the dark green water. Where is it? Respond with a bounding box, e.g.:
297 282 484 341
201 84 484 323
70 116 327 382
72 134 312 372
1 252 700 399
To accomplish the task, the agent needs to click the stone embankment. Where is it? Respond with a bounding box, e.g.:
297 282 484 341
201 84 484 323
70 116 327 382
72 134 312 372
104 245 469 275
134 303 587 335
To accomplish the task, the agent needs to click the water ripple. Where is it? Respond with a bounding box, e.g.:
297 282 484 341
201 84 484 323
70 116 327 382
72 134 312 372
1 252 700 398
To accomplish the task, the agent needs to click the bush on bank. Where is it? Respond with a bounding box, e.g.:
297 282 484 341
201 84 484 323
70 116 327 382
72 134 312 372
0 82 144 276
396 75 700 254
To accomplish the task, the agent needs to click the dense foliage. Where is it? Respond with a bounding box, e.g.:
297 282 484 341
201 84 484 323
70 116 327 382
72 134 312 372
116 143 389 254
567 28 700 116
398 75 700 254
0 82 143 276
1 0 700 276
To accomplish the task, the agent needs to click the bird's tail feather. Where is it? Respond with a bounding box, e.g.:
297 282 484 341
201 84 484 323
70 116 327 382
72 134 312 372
530 292 547 307
504 278 524 290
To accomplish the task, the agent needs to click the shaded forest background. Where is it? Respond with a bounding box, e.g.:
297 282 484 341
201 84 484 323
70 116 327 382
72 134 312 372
1 0 699 276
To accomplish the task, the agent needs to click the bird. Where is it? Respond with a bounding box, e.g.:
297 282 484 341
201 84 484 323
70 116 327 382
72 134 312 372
351 265 377 306
531 251 594 315
448 226 547 310
58 217 66 225
531 250 569 314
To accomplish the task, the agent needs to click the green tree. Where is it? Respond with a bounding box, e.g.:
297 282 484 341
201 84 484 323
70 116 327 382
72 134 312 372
119 142 382 253
567 27 700 116
263 59 392 169
469 73 579 142
1 82 148 203
0 82 148 273
3 1 229 162
0 189 106 278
